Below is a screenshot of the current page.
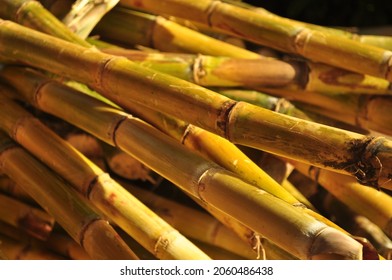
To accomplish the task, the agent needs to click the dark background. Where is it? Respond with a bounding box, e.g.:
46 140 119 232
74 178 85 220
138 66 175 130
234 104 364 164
243 0 392 29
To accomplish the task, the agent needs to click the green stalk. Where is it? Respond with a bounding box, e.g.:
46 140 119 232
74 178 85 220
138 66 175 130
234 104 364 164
93 7 260 58
1 22 392 189
4 70 365 260
0 193 54 240
120 0 392 81
0 0 90 47
0 94 210 260
0 132 138 260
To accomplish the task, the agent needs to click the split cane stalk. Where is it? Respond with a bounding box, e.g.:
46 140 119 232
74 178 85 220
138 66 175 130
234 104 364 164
0 193 54 240
0 132 138 260
120 0 392 81
1 22 392 189
0 94 210 260
4 69 366 260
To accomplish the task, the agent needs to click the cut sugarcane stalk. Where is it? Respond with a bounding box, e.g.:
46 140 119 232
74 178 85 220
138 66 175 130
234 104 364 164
2 70 365 260
0 0 90 47
323 196 392 260
120 0 392 81
1 24 392 189
220 0 392 51
291 160 392 240
0 93 210 260
0 132 139 260
123 181 258 259
97 40 392 95
93 6 260 58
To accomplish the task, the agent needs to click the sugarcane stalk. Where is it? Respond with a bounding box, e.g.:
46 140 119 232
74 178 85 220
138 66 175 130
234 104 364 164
120 0 392 82
0 193 54 241
0 0 90 47
220 0 392 51
0 175 34 203
208 88 368 134
0 219 91 260
3 70 366 259
1 23 392 189
93 6 260 58
44 232 92 260
0 94 210 260
0 234 66 260
291 160 392 240
190 240 246 260
123 181 258 259
323 195 392 260
62 0 119 39
0 132 138 260
288 92 392 137
98 41 392 95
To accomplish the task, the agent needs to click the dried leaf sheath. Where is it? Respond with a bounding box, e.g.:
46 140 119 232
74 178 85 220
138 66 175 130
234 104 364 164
0 132 138 260
3 70 365 260
0 24 392 188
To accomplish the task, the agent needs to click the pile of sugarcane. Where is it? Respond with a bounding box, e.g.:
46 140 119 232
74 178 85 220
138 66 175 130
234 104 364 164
1 0 392 260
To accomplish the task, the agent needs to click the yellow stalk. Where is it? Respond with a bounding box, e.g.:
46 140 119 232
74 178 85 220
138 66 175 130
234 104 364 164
123 181 258 259
0 0 90 47
0 132 138 260
292 160 392 240
1 23 391 189
94 7 260 58
0 93 210 260
120 0 392 81
3 70 365 260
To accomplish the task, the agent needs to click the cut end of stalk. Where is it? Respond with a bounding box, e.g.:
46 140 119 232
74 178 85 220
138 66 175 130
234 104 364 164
310 227 364 260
